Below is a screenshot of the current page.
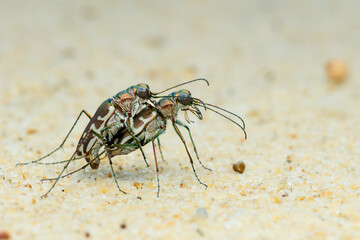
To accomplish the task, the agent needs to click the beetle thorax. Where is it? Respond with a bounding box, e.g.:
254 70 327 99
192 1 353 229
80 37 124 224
157 98 178 119
111 90 136 116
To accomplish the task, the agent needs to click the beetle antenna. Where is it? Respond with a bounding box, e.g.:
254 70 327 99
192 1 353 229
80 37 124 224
153 78 209 95
195 104 247 139
204 103 246 129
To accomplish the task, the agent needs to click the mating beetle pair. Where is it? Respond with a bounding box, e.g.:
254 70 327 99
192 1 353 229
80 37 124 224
17 79 247 197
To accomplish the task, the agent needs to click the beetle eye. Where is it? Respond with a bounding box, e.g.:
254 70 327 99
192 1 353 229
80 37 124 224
177 94 192 105
136 87 150 99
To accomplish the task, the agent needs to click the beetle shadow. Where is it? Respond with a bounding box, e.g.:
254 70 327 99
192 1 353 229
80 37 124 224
67 159 159 183
58 154 205 189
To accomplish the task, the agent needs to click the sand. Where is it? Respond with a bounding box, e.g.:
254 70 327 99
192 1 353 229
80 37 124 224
1 1 360 239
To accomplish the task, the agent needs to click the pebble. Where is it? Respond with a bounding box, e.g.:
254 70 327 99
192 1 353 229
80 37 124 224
326 60 348 84
233 161 246 174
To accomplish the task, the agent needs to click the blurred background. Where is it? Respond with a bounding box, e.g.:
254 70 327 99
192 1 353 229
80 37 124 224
1 1 360 239
1 0 359 143
1 0 358 97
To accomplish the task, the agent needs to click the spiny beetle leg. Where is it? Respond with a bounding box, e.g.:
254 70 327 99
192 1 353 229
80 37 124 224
36 158 83 166
95 130 127 195
125 124 150 167
40 129 94 198
172 123 208 189
99 121 150 167
41 151 106 181
175 120 212 172
152 140 161 197
156 137 166 162
17 110 92 166
41 128 103 197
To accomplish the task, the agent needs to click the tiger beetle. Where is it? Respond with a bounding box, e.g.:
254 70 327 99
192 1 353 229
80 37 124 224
16 79 209 197
40 88 247 197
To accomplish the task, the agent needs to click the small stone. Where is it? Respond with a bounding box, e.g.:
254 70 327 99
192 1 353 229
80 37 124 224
0 231 10 239
326 60 348 84
120 223 127 229
133 182 140 189
232 161 246 174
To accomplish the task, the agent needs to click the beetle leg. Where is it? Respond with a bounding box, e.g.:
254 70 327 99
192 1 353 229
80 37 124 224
36 157 84 165
172 123 207 189
17 110 92 166
41 150 106 181
124 118 150 167
152 140 161 197
156 137 166 162
95 130 127 194
41 141 140 181
175 120 212 171
41 128 95 198
100 121 150 167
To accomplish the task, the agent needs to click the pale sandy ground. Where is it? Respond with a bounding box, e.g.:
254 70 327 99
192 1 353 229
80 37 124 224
1 1 360 239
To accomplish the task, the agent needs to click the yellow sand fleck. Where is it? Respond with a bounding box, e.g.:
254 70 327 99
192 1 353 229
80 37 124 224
290 133 297 139
314 231 327 238
276 168 282 174
27 128 38 135
147 182 155 189
274 196 281 204
307 196 315 201
101 188 107 194
272 216 280 221
320 189 333 197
